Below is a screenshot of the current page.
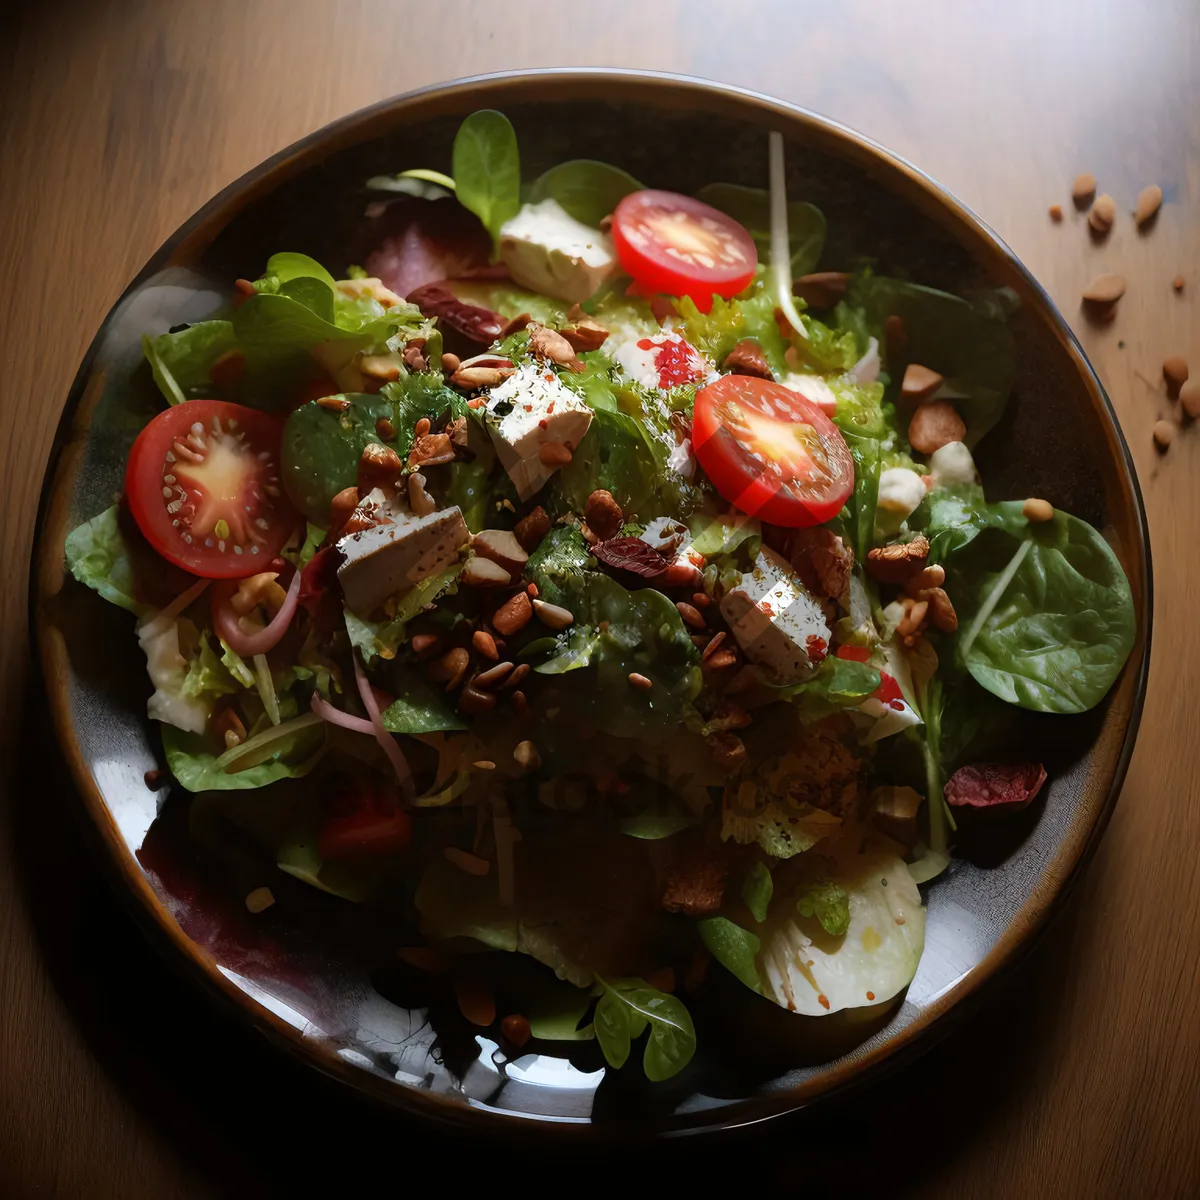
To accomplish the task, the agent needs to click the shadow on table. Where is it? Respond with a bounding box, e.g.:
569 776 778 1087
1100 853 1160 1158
7 682 1096 1197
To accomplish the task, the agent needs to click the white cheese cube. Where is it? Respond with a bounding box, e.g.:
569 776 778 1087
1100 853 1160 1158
928 441 978 488
484 364 593 501
876 466 927 537
719 548 830 684
498 199 615 303
337 504 468 617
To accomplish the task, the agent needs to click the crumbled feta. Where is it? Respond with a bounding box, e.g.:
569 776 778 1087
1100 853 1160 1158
498 199 615 303
138 617 209 733
483 364 593 500
719 548 830 684
337 504 469 616
609 331 714 391
876 467 927 537
928 441 977 488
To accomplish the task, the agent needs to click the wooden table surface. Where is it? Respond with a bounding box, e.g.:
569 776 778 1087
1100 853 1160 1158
2 1 1197 1195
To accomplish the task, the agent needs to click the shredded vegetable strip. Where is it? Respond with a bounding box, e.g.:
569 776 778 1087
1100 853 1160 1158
353 651 414 797
212 568 302 658
137 576 210 639
253 653 281 726
310 693 374 735
214 711 324 773
768 131 808 341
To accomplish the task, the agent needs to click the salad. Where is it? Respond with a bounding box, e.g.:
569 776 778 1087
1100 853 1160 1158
65 110 1136 1083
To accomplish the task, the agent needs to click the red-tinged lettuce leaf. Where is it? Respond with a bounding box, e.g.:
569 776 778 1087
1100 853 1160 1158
944 762 1047 811
591 535 669 579
362 197 493 298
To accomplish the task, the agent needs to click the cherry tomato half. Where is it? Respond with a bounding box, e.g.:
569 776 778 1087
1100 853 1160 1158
692 375 854 528
611 190 757 312
124 400 296 578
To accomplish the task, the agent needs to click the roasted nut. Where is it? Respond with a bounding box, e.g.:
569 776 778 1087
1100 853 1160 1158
358 442 404 491
328 486 360 535
514 506 551 552
317 395 351 413
510 689 529 716
458 684 498 715
722 339 773 380
430 647 471 689
1048 204 1063 222
211 704 247 748
786 526 854 599
498 311 533 339
407 432 455 469
585 489 624 540
410 632 440 657
375 416 396 441
1088 193 1116 233
441 351 461 374
449 365 515 390
493 591 533 635
472 529 529 577
897 598 929 638
461 557 512 588
408 472 437 516
528 323 583 369
866 535 930 584
360 353 404 381
1072 173 1097 206
703 647 739 671
628 672 653 690
538 441 573 467
532 598 574 630
904 563 947 596
908 402 966 454
474 661 514 688
1153 420 1175 449
707 731 747 770
504 663 530 689
675 601 706 630
1181 378 1200 419
1082 273 1126 304
562 306 610 352
501 1014 532 1049
1163 355 1189 393
793 271 850 309
925 587 958 633
1022 497 1054 523
1173 275 1186 294
513 740 541 771
901 363 944 401
446 416 470 450
472 630 499 660
401 342 428 373
701 631 726 661
1134 184 1163 226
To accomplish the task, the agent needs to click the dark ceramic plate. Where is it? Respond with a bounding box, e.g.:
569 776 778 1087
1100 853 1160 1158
32 70 1151 1136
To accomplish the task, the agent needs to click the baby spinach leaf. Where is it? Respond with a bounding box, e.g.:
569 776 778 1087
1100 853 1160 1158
796 880 851 937
259 251 337 291
526 981 597 1042
953 509 1136 713
835 273 1016 446
741 862 774 924
451 109 520 245
524 525 591 607
697 917 763 993
64 505 150 616
593 977 696 1081
695 182 826 274
772 656 881 721
527 159 641 227
381 666 467 734
281 393 397 523
913 483 995 561
534 625 602 675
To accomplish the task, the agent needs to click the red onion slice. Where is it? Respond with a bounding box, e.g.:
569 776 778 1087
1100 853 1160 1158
310 694 375 735
212 569 302 658
353 651 413 797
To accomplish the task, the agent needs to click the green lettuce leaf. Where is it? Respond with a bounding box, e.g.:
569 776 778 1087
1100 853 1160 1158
795 879 851 937
161 723 326 792
182 634 241 700
64 505 149 615
592 977 696 1081
741 861 774 923
697 917 763 993
344 563 465 663
381 666 467 734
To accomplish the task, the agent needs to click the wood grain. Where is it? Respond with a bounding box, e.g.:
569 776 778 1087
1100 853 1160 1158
1 1 1197 1195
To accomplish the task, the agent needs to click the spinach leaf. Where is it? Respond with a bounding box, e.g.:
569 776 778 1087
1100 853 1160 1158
259 251 337 291
526 981 597 1042
276 838 387 902
527 159 641 227
773 656 881 721
534 625 601 675
618 809 694 840
161 723 326 792
593 977 696 1081
344 564 464 662
452 110 520 245
281 394 397 522
741 862 774 923
795 880 851 937
953 508 1136 713
695 182 826 274
381 666 467 734
687 512 761 559
697 917 763 993
834 274 1016 446
912 483 994 560
64 505 150 616
524 525 591 608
